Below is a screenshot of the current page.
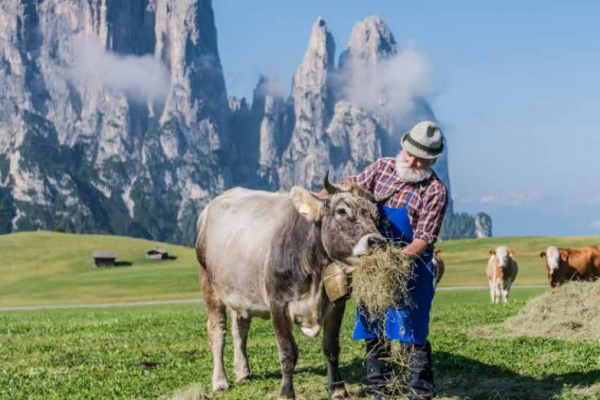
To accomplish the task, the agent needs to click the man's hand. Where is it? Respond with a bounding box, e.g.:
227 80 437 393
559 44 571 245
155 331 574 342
402 238 430 259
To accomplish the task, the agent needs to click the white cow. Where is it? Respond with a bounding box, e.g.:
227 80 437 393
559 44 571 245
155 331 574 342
486 246 518 303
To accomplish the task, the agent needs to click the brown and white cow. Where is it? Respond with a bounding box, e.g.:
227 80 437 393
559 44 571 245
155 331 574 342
486 246 518 303
433 249 445 287
540 245 600 288
196 175 384 400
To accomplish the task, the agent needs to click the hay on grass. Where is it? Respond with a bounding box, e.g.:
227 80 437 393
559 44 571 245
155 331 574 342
351 245 415 322
161 384 212 400
500 281 600 341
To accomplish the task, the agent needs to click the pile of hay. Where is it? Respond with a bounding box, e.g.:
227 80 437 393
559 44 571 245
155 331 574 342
500 281 600 341
351 245 414 321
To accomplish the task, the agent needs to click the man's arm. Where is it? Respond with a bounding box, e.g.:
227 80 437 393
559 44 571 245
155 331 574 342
401 238 430 258
406 181 449 258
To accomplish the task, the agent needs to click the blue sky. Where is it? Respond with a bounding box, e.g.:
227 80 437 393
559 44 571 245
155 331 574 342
213 0 600 237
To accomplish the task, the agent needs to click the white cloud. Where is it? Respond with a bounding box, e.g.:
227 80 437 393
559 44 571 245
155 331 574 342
69 37 171 103
567 196 600 206
334 41 433 122
477 191 542 207
480 195 499 204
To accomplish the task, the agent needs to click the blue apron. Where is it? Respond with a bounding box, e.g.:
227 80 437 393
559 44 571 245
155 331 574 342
353 186 435 346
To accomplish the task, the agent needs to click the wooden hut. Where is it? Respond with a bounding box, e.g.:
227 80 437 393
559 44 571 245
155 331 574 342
92 251 118 267
146 248 169 260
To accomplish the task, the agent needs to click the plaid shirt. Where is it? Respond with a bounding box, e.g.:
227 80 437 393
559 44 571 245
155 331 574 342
349 157 448 246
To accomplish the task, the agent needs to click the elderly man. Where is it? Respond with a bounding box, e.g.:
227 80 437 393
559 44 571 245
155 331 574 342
346 121 448 400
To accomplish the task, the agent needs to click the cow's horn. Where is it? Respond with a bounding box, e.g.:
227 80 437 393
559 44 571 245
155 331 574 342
323 170 340 195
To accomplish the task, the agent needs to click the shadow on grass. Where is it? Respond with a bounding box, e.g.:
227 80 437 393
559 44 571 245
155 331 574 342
253 357 362 382
435 351 600 400
254 352 600 400
114 261 133 267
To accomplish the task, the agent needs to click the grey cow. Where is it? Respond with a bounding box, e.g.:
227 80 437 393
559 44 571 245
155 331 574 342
196 175 384 400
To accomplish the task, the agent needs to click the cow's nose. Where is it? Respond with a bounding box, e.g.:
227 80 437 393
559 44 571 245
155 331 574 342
367 234 386 249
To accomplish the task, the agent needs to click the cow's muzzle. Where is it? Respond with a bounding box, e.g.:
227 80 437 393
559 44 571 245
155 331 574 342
352 233 386 257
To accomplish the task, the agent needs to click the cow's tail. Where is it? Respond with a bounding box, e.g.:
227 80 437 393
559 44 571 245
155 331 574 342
195 205 210 270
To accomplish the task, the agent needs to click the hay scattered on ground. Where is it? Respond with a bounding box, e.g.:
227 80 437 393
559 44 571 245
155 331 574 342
351 246 414 322
161 384 212 400
482 281 600 341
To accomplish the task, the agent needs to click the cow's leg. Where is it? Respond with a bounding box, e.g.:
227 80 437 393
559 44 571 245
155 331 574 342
271 304 298 400
493 282 501 304
322 301 348 399
231 310 252 382
488 281 494 303
502 289 509 303
200 268 229 391
502 280 512 304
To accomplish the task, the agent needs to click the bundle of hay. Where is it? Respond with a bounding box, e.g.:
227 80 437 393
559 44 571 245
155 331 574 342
351 246 415 322
501 281 600 341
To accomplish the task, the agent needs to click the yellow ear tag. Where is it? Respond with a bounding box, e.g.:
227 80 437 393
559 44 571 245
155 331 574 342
299 204 311 215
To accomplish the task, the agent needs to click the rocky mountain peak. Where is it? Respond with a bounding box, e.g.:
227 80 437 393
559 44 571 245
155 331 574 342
293 16 335 94
0 5 491 243
340 16 399 68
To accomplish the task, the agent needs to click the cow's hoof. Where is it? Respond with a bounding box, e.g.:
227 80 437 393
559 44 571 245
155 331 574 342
212 379 229 391
330 387 348 399
235 372 251 383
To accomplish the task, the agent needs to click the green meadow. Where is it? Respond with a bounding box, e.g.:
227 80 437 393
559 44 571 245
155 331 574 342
2 291 600 400
436 235 600 287
0 232 198 307
2 232 599 307
2 232 600 400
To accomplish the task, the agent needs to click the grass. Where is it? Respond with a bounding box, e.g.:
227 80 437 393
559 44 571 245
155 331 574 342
2 232 600 399
2 289 600 400
2 232 600 308
436 235 600 287
0 231 199 307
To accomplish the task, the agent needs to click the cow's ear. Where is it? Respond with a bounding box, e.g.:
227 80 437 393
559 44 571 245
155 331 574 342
435 249 443 255
489 250 496 255
540 251 547 259
289 187 325 222
509 250 516 257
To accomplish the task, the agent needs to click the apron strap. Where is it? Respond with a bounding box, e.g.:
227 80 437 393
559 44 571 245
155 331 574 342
404 185 418 209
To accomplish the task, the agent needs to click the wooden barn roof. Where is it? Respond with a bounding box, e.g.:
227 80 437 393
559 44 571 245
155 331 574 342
92 251 118 259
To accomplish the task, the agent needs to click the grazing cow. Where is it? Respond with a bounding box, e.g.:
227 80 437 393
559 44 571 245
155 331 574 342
486 246 518 303
540 245 600 288
196 174 385 400
433 249 445 287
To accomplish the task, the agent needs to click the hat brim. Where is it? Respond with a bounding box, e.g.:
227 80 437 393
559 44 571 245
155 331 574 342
401 132 443 159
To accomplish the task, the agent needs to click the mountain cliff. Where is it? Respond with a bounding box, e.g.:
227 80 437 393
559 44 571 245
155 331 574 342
0 2 491 244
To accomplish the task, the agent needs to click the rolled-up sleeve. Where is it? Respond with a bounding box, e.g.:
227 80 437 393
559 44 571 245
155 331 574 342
414 181 448 245
348 159 382 193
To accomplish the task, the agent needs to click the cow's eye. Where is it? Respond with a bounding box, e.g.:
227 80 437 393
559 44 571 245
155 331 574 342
336 208 348 216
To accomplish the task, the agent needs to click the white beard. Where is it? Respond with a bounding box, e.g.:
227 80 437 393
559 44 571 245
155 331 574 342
395 154 433 183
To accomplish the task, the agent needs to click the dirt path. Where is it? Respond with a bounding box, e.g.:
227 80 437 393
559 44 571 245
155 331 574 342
0 285 548 312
